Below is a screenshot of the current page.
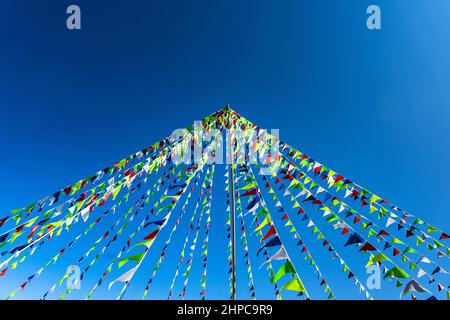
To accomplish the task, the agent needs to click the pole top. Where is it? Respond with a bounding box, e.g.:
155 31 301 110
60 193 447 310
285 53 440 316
222 103 235 112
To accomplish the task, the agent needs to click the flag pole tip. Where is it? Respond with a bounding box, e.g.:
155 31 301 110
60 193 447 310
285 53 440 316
222 103 235 112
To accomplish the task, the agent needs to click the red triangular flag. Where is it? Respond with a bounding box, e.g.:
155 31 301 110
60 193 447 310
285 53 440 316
0 268 8 276
144 230 159 240
439 233 450 240
262 226 276 242
359 242 377 251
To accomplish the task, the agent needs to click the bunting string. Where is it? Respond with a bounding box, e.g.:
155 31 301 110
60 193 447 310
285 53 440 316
1 106 448 300
227 109 448 299
166 173 208 300
58 181 165 300
244 164 311 300
225 165 233 298
83 165 189 299
256 163 372 299
0 152 170 276
0 107 226 234
38 162 179 300
6 206 116 300
113 167 200 300
43 163 178 300
0 107 229 265
111 123 223 300
177 170 212 299
199 165 215 300
229 108 449 252
281 145 450 253
140 167 207 298
230 117 368 298
86 108 227 300
234 166 282 300
234 168 256 300
258 136 449 298
270 158 442 299
254 168 336 299
278 144 450 261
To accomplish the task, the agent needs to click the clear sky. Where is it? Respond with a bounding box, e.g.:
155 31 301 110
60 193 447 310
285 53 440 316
0 1 449 300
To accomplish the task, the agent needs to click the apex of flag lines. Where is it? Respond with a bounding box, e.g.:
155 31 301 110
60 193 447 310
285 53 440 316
222 103 232 111
219 103 239 116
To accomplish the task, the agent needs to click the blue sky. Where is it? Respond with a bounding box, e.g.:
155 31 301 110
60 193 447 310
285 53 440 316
0 1 449 299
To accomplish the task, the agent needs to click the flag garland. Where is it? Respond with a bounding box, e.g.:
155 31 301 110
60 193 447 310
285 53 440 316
265 145 435 298
234 167 256 300
84 164 189 299
140 168 206 298
0 106 447 300
258 162 372 299
111 164 202 300
50 164 178 299
223 108 448 296
240 164 311 300
166 172 208 300
228 108 449 255
235 167 282 300
231 116 366 298
177 169 212 299
0 107 225 233
279 148 449 260
260 137 448 297
109 113 224 300
0 150 170 276
282 147 450 253
233 107 449 253
225 165 233 298
255 169 336 299
199 165 215 299
6 206 116 300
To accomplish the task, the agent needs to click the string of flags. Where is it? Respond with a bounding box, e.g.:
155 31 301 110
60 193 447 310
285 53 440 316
256 169 336 299
199 166 214 299
242 165 310 299
249 125 448 297
141 168 206 299
235 165 282 300
235 172 257 300
167 172 209 300
224 108 449 299
84 164 188 299
178 168 213 299
0 106 448 300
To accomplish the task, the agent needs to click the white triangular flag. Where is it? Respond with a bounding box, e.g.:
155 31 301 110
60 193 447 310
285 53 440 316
417 256 431 264
258 247 287 269
108 266 139 290
417 269 426 278
386 217 395 227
